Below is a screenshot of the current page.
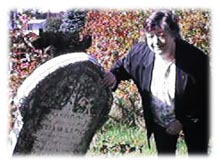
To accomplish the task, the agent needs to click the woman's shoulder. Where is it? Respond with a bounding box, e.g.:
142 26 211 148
132 41 149 51
129 41 152 58
176 39 207 57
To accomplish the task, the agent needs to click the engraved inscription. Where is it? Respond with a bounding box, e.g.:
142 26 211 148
31 108 94 154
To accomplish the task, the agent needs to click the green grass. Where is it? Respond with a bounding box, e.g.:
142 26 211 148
87 119 187 156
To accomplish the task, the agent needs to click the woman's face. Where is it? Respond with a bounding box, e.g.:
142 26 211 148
146 28 175 55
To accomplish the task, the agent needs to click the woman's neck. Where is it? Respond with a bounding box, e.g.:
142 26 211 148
156 41 176 63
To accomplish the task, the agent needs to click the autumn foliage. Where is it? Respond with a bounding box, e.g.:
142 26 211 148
9 9 211 128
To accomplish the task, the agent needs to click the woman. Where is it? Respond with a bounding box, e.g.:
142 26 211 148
102 10 209 155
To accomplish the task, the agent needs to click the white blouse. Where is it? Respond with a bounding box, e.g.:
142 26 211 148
150 56 176 128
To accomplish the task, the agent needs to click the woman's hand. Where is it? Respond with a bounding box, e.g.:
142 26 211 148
166 120 183 135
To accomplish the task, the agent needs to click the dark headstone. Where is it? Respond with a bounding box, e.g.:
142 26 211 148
9 53 113 155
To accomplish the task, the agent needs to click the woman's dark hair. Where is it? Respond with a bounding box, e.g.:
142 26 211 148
144 10 181 39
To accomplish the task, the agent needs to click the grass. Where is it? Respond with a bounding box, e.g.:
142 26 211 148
87 119 188 156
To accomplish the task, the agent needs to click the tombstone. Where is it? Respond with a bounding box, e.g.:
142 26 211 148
8 52 113 155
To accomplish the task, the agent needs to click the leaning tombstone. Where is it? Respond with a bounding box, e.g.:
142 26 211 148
8 52 113 155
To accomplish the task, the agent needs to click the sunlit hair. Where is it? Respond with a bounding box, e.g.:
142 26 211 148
144 10 181 39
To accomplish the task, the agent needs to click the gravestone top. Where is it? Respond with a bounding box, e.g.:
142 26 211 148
9 52 113 155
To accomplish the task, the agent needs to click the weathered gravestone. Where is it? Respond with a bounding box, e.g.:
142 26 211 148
9 52 113 155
